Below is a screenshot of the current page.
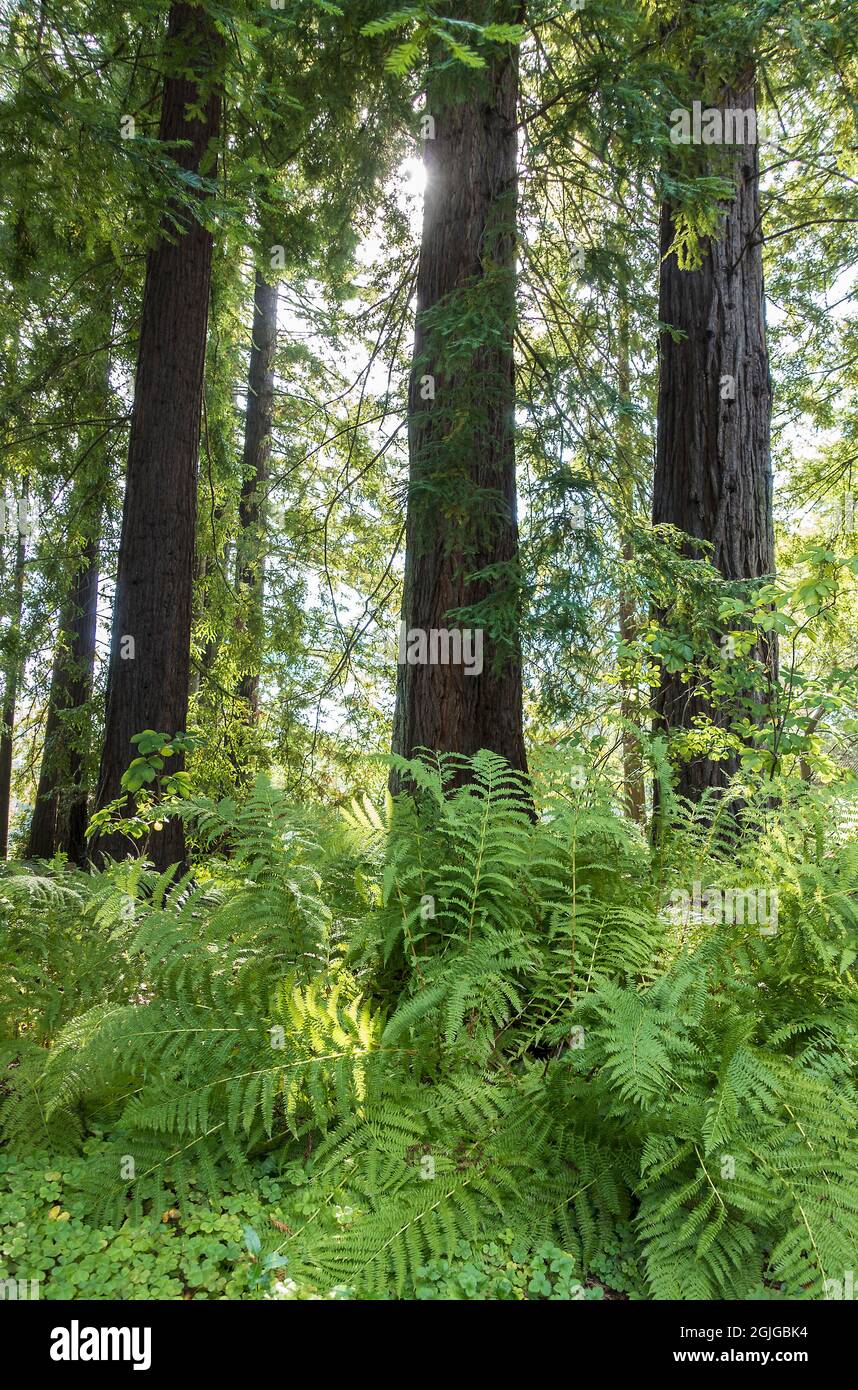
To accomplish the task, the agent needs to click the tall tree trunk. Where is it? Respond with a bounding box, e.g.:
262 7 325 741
619 542 645 822
0 480 27 858
391 17 526 786
27 528 100 863
93 2 223 869
62 546 100 864
617 300 645 823
29 303 112 865
652 73 776 800
235 271 277 714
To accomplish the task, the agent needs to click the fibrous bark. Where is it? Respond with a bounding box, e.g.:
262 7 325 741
94 2 223 869
392 20 526 785
653 74 776 799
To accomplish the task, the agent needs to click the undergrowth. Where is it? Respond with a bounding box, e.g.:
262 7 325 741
1 752 856 1300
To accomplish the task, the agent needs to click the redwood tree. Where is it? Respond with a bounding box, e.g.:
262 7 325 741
653 73 776 800
94 3 223 868
392 14 527 784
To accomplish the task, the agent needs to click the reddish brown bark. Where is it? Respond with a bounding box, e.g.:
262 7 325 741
391 27 526 785
652 76 776 800
94 3 223 869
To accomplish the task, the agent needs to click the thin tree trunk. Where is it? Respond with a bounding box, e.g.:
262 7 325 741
391 17 526 786
0 480 27 858
62 557 99 864
619 544 645 823
652 73 776 800
235 271 277 713
28 529 100 863
617 301 645 823
29 306 112 865
93 2 223 869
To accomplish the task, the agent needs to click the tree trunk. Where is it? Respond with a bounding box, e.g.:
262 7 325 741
235 271 277 714
617 301 645 823
619 544 645 823
29 307 111 866
652 74 776 800
93 2 223 870
391 19 526 787
0 481 27 858
27 529 100 863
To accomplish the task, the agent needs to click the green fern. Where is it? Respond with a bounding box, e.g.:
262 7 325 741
2 756 855 1298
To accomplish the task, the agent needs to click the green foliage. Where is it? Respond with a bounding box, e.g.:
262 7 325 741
0 859 142 1084
2 0 856 1310
361 4 525 75
121 730 199 797
3 754 855 1299
410 1234 612 1300
84 731 203 853
0 1146 620 1302
0 1145 317 1300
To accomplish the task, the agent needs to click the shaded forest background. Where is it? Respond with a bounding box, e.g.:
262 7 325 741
0 0 855 854
0 0 857 1307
